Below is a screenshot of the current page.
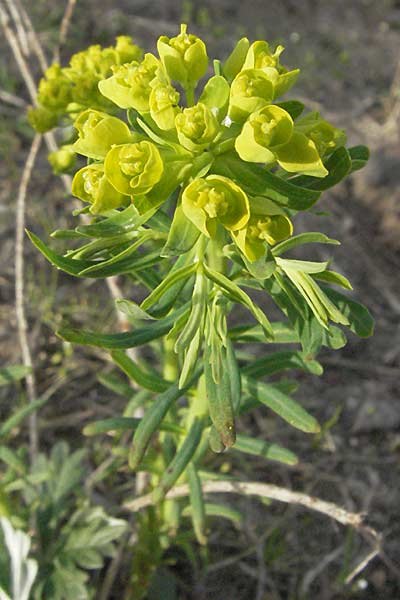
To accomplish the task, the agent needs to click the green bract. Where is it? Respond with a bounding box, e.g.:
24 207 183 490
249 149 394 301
235 104 294 164
72 109 134 160
295 112 347 157
71 164 127 214
182 175 250 238
242 40 284 70
98 53 162 111
149 81 180 130
234 213 293 261
157 24 208 87
229 69 274 122
104 141 164 197
175 103 220 152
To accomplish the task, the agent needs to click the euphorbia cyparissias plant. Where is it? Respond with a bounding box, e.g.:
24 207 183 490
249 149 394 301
30 25 373 548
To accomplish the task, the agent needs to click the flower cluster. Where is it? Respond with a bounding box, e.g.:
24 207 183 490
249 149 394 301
32 25 346 263
28 36 142 132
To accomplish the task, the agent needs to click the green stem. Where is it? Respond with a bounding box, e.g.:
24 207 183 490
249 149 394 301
185 85 195 107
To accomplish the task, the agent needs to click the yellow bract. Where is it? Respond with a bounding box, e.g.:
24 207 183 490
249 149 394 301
104 141 164 197
182 175 250 238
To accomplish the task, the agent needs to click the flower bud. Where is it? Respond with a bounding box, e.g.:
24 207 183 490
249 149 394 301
72 164 127 214
235 104 294 163
104 141 164 196
98 53 161 111
157 24 208 87
37 64 72 111
48 147 76 175
114 35 143 65
175 102 219 152
182 175 250 238
149 81 180 130
72 109 134 160
28 106 60 133
242 41 284 71
295 112 346 157
233 212 293 261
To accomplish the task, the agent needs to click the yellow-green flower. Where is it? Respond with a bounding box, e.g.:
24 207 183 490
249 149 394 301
114 35 143 65
72 164 127 214
235 104 294 163
233 212 293 261
235 105 328 177
228 68 274 122
104 141 164 196
295 112 347 157
242 40 284 70
98 53 161 111
175 102 219 152
72 109 134 160
182 175 250 238
157 24 208 87
149 81 180 130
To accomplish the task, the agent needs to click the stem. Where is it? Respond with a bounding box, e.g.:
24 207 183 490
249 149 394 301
185 85 195 107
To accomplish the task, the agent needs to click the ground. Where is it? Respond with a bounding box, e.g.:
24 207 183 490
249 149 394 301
0 1 399 598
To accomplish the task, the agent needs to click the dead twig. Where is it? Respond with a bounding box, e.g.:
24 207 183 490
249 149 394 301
15 133 42 463
53 0 77 63
124 480 369 530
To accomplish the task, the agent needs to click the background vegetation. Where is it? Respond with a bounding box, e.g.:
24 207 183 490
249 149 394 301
1 1 400 598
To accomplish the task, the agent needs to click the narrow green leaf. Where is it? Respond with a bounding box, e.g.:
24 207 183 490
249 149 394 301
204 265 273 339
83 417 141 436
161 204 200 257
272 232 340 257
0 397 49 438
204 359 236 448
115 299 155 321
75 205 157 238
111 350 169 393
234 433 298 465
183 502 243 526
229 322 298 344
129 367 202 469
242 376 320 433
153 418 204 502
243 351 323 378
322 288 374 337
57 303 190 349
28 230 93 275
187 463 207 545
141 263 197 311
313 270 353 290
78 233 153 276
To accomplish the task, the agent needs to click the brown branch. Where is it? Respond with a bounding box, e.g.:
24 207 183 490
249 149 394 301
15 133 42 462
124 480 369 529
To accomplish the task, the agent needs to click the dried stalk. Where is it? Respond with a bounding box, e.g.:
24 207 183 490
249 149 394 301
15 133 42 462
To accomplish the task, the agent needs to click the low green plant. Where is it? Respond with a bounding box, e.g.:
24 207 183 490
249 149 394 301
28 25 373 594
0 441 127 599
